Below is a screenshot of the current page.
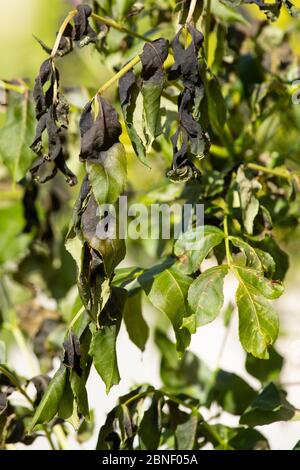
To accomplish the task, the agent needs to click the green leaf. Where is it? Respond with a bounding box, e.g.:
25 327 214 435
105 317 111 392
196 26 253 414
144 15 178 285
293 440 300 450
89 287 127 392
208 370 256 415
236 166 261 235
0 91 35 182
0 202 32 265
86 142 127 205
234 265 284 300
230 237 262 271
139 266 192 354
119 71 147 163
90 325 120 393
154 330 213 401
175 414 198 450
245 347 284 384
236 273 279 359
205 75 227 135
250 235 289 281
58 374 74 420
139 394 162 449
123 289 149 352
29 366 67 431
229 428 269 450
185 265 228 333
211 0 249 24
174 225 224 274
240 383 296 426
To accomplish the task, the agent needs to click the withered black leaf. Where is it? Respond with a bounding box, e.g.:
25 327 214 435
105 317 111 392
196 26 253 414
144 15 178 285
73 4 97 47
30 59 77 186
140 38 169 82
31 375 51 405
79 95 122 161
63 331 83 376
168 25 210 182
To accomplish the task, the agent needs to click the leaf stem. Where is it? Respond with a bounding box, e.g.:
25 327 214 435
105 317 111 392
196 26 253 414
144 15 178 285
0 365 57 450
186 0 198 23
223 215 232 266
91 13 151 43
0 80 28 94
204 0 211 59
96 54 141 95
0 365 34 406
247 162 291 180
51 10 77 58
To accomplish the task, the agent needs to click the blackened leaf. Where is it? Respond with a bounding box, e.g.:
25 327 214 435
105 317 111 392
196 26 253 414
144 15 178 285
31 375 51 405
96 406 120 450
139 394 162 449
63 332 82 377
245 347 284 384
29 365 67 431
89 287 127 392
81 194 126 277
140 38 169 139
79 96 122 161
139 265 192 354
175 414 198 450
0 90 35 182
123 289 149 352
240 382 296 426
172 25 203 89
70 328 92 419
73 4 97 46
87 142 126 205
